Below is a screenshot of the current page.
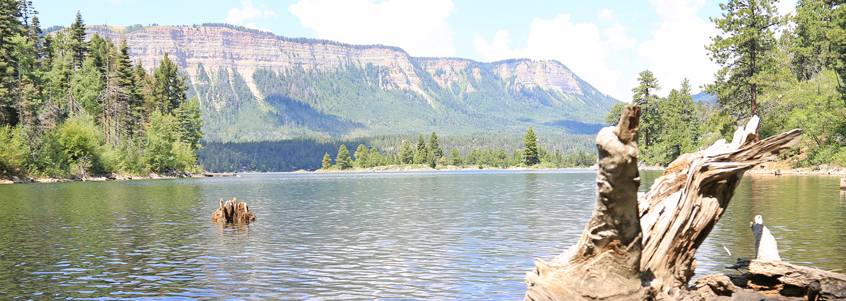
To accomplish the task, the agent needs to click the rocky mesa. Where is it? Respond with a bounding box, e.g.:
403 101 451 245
85 24 617 142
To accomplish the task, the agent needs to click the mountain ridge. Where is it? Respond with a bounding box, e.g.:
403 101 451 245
83 24 619 142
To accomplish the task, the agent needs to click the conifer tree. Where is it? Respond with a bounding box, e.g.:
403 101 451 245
632 70 660 149
400 140 413 164
151 52 186 113
523 126 539 166
354 144 369 168
322 152 331 169
429 132 442 159
336 144 352 169
706 0 781 119
450 148 463 166
69 11 87 69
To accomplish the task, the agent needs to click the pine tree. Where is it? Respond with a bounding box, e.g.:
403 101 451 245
322 152 331 169
450 148 463 166
0 0 23 125
354 144 369 168
69 11 87 70
336 144 352 169
414 133 427 164
400 140 413 164
151 52 186 113
523 126 539 166
429 132 442 159
705 0 781 120
657 79 698 163
632 70 660 149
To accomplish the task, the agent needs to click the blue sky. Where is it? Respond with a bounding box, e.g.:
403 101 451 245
33 0 797 101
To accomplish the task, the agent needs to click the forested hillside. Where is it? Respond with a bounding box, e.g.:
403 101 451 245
608 0 846 168
197 133 596 172
0 4 202 178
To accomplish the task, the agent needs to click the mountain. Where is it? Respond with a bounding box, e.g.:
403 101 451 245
86 24 618 142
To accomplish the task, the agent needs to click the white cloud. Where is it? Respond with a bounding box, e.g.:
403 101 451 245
225 0 277 29
598 9 616 22
604 23 636 51
473 14 629 100
288 0 456 57
636 0 719 97
776 0 797 16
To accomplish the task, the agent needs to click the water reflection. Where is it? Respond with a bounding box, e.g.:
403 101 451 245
0 171 843 299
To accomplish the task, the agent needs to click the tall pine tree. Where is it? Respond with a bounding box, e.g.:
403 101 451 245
706 0 781 120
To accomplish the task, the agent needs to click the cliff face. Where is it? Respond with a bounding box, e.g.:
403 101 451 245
86 25 617 142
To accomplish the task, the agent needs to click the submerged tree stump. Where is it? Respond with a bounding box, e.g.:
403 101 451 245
212 198 256 223
525 105 652 300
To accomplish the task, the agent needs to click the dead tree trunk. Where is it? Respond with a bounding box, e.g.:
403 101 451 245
525 108 803 300
212 198 257 223
525 105 652 300
638 116 801 295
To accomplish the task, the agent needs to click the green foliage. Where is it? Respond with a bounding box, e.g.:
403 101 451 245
0 125 28 175
450 148 463 166
142 110 196 173
632 70 661 149
706 0 781 118
335 144 352 169
71 58 102 116
605 102 626 126
429 132 443 159
55 115 106 174
523 127 539 166
400 140 414 164
322 153 331 169
0 6 204 178
354 144 369 168
151 52 187 113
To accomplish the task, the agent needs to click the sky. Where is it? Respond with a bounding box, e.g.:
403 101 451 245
33 0 798 102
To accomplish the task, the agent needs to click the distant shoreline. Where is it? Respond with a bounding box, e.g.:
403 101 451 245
312 164 597 173
0 172 203 185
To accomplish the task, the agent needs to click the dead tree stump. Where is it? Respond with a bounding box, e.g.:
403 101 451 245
638 116 801 295
525 105 652 300
212 198 256 223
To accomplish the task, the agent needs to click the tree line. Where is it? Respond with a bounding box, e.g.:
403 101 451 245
0 3 202 178
320 128 597 170
608 0 846 167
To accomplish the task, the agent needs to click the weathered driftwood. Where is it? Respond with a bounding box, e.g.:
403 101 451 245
638 116 802 294
525 105 652 300
751 215 780 261
748 260 846 300
212 198 256 223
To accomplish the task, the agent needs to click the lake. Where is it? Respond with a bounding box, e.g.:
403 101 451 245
0 170 843 300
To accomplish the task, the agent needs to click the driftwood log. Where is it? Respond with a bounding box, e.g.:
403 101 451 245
525 105 651 300
638 116 801 296
525 104 804 300
212 198 256 223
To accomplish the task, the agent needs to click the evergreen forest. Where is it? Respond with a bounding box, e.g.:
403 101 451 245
0 3 203 178
607 0 846 168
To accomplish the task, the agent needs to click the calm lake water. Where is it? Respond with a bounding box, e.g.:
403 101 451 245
0 170 843 300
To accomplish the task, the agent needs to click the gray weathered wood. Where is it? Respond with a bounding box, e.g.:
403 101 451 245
749 260 846 300
524 104 651 301
638 116 802 294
